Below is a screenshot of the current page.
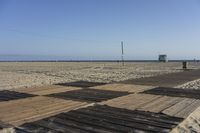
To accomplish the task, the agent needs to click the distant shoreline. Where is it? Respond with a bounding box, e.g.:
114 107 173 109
0 60 199 62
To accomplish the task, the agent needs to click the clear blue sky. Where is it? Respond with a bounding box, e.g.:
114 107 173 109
0 0 200 60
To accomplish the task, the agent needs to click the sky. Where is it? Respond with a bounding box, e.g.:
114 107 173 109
0 0 200 60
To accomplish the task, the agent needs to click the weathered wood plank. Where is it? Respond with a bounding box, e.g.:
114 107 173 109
143 87 200 99
56 81 107 87
73 108 175 130
101 94 162 110
0 90 36 102
139 96 183 113
47 89 130 102
175 99 200 118
54 116 121 133
93 105 183 125
122 69 200 87
91 83 155 93
18 105 183 133
13 85 81 95
0 96 88 126
163 98 196 117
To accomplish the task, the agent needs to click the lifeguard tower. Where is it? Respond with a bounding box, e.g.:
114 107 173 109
158 54 168 62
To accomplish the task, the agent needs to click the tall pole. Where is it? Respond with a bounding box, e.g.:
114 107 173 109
121 41 124 66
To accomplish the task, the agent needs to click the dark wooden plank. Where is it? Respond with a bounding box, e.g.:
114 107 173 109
19 122 58 133
143 87 200 99
18 105 183 133
56 81 107 87
47 89 130 102
95 105 183 124
14 128 30 133
0 90 36 102
66 110 171 132
52 116 119 133
0 120 12 130
32 120 89 133
44 118 92 133
74 107 176 129
56 113 140 133
122 69 200 87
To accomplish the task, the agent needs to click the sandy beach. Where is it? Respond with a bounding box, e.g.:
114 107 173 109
0 62 200 90
176 79 200 89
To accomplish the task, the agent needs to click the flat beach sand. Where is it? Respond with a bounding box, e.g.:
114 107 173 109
1 62 200 90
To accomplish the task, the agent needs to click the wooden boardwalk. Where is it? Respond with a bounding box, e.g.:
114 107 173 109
90 83 156 93
143 87 200 99
122 69 200 87
1 70 200 132
101 93 200 118
16 105 183 133
56 81 107 87
0 121 12 130
13 85 81 95
47 88 130 102
0 82 198 132
0 96 88 126
0 90 36 102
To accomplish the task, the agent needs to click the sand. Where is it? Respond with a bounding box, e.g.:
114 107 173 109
173 79 200 132
171 106 200 133
176 78 200 89
1 62 199 90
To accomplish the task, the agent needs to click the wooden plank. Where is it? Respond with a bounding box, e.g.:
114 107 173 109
13 85 81 95
171 106 200 133
47 89 130 102
139 96 183 113
13 105 85 126
162 98 196 117
0 99 76 119
0 96 88 126
18 105 183 133
33 120 90 133
12 85 64 92
0 97 50 113
74 107 175 129
18 123 57 133
122 69 200 87
0 90 35 102
10 102 87 126
101 94 162 110
55 116 120 133
175 99 200 118
91 83 156 93
143 87 200 99
0 96 61 114
0 121 12 129
0 121 14 133
87 105 182 125
101 93 199 118
60 111 170 132
56 81 107 87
